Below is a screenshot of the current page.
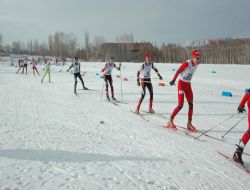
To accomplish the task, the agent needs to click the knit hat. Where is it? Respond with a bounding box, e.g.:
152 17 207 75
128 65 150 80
145 51 150 59
192 49 200 58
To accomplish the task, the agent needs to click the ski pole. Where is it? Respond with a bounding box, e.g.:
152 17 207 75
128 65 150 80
221 114 247 139
119 64 123 102
195 113 237 140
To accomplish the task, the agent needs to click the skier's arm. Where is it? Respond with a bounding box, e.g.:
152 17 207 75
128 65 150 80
170 61 188 85
114 63 121 71
152 63 163 80
238 92 250 113
67 64 73 72
136 71 140 86
101 63 107 73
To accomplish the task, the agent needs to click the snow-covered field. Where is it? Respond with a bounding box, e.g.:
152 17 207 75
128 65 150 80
0 58 250 190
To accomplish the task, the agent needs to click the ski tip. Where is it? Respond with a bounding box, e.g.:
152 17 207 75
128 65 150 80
164 126 177 131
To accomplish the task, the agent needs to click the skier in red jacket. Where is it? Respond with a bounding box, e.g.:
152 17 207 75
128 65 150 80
167 49 200 132
233 89 250 165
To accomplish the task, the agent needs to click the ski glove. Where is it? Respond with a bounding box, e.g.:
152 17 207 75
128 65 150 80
137 78 140 86
169 80 175 86
238 106 246 113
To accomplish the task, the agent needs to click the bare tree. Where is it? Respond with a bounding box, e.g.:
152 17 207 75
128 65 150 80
92 36 105 60
85 31 90 61
26 40 33 55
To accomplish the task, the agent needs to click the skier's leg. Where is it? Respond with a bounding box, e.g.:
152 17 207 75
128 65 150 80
147 83 154 112
170 80 184 121
104 75 109 99
41 72 46 83
16 66 21 74
185 86 193 122
32 67 35 76
135 82 146 113
48 71 51 82
35 67 40 76
74 73 77 94
109 76 115 98
78 73 86 89
22 65 24 74
185 86 196 131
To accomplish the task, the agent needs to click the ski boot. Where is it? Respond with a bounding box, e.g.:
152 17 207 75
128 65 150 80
233 144 244 165
83 86 89 90
106 94 110 101
148 107 155 113
134 108 140 114
111 96 117 101
187 122 197 132
166 120 177 130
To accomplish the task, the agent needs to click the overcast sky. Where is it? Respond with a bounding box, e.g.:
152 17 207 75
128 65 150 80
0 0 250 46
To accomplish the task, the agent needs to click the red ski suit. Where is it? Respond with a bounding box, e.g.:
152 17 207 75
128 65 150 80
239 92 250 145
170 60 198 121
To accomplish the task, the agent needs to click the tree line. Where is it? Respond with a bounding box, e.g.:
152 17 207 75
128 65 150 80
0 32 250 64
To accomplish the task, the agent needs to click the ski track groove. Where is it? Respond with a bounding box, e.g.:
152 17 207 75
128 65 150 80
135 113 246 189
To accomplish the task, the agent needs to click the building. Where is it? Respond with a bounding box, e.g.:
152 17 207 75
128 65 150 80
100 42 155 62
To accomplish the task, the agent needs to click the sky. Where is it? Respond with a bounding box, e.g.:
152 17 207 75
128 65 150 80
0 0 250 46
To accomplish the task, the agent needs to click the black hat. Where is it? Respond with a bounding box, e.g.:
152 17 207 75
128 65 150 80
75 57 78 60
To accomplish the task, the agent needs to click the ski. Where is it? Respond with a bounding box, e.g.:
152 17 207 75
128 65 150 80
81 88 99 92
243 152 250 157
105 99 118 106
153 123 198 139
141 110 168 120
110 99 128 105
175 125 226 142
143 110 224 142
130 110 149 122
216 151 250 174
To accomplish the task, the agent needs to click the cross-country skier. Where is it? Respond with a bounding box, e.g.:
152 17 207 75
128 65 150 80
233 89 250 165
22 57 28 74
16 58 24 74
101 56 121 101
135 51 163 114
67 56 88 94
167 49 200 132
41 58 51 83
31 58 40 76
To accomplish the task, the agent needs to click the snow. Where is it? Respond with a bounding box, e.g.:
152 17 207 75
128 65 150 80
0 58 250 190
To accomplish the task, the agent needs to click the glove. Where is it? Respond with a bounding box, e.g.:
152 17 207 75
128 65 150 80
158 74 163 80
169 80 175 86
67 69 69 72
137 78 140 86
238 106 246 113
